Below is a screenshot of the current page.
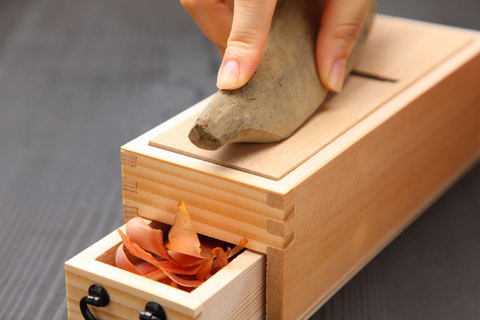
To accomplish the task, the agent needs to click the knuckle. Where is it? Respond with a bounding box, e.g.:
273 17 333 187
225 37 261 59
329 22 362 45
227 26 264 52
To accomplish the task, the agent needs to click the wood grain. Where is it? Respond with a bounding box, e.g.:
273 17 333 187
121 18 480 320
148 15 472 180
65 222 266 319
283 41 480 320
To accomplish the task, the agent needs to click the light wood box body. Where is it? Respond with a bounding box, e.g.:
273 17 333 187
66 16 480 320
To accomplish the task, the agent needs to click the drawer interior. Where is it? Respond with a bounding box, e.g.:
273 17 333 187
65 220 266 320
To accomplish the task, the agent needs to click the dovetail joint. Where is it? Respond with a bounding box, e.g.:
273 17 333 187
267 220 285 237
122 179 137 193
123 205 138 221
121 151 137 168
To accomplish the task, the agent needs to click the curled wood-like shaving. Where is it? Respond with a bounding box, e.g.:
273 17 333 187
125 217 172 261
167 201 202 257
115 244 139 274
115 201 248 290
195 253 215 280
115 244 167 280
118 229 167 269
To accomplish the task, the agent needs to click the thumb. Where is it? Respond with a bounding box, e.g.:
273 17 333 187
216 0 277 90
316 0 373 92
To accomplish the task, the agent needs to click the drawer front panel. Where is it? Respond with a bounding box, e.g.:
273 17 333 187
65 225 266 320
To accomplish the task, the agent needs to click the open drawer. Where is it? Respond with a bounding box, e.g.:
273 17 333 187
65 221 266 320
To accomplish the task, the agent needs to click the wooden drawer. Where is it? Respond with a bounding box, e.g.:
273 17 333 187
65 222 266 320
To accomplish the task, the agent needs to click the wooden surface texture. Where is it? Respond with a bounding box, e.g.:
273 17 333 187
65 223 266 320
281 43 480 319
0 0 479 319
149 16 473 180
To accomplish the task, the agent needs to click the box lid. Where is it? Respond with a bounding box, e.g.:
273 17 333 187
148 16 473 181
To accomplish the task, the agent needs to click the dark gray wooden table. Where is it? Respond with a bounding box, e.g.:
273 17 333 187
0 1 478 319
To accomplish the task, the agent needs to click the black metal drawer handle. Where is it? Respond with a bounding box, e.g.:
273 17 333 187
139 301 167 320
80 284 110 320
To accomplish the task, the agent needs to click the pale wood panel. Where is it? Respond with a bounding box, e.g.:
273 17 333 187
121 148 283 207
120 149 295 253
190 252 266 320
65 277 194 320
148 15 472 180
354 15 478 78
124 195 288 253
122 152 286 220
65 223 266 319
280 42 480 320
280 27 480 189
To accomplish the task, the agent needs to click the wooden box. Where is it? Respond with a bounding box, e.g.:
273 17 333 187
66 15 480 320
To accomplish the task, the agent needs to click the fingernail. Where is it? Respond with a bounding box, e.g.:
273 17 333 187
329 59 346 92
217 60 239 89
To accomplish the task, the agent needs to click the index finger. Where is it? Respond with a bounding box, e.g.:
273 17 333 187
217 0 278 89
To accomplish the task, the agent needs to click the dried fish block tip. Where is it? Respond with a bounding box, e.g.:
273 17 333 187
189 0 376 150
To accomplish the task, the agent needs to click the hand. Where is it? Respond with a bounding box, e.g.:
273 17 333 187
180 0 373 92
